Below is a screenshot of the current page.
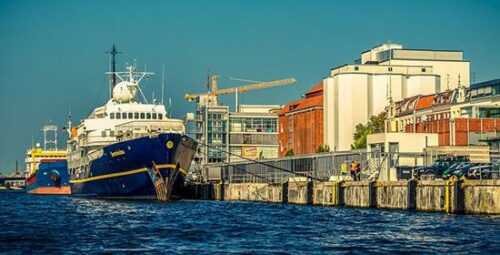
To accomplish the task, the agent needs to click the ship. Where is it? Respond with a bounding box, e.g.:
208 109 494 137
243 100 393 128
25 125 71 195
67 46 197 200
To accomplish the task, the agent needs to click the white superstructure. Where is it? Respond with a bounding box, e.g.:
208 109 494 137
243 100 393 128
67 65 185 174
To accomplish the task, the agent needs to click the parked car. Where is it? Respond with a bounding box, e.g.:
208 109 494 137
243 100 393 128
467 164 493 179
442 162 476 179
412 156 469 180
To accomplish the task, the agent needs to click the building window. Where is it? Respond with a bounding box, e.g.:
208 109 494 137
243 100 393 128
116 113 121 119
421 68 426 72
128 113 133 119
134 112 139 119
140 113 145 119
122 112 127 119
354 66 359 71
152 113 157 119
158 114 163 120
146 113 151 119
110 113 115 119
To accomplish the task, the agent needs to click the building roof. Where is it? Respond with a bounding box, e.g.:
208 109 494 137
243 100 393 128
304 82 323 98
394 95 420 115
471 79 500 89
415 95 434 110
280 81 323 115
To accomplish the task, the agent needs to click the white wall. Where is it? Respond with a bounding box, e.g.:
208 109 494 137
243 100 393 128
405 75 440 98
387 59 470 90
324 72 440 151
367 133 438 153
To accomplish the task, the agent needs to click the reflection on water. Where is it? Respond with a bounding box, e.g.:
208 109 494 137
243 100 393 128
1 192 499 254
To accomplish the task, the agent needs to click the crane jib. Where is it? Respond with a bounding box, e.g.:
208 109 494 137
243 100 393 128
184 77 296 101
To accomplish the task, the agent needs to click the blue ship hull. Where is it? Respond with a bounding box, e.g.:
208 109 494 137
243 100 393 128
69 133 197 199
26 160 71 195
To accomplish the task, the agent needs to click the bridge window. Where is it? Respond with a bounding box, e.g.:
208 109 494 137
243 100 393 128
146 113 151 119
134 112 139 119
122 112 127 119
116 113 121 119
140 113 145 119
152 113 157 119
158 114 163 120
110 113 115 119
128 113 133 119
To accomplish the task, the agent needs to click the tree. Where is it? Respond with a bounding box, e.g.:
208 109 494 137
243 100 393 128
316 144 330 153
351 112 386 150
284 149 295 157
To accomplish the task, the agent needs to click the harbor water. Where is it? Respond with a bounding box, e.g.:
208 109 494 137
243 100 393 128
1 193 499 254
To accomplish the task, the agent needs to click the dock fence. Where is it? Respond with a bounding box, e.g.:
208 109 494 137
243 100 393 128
202 151 428 183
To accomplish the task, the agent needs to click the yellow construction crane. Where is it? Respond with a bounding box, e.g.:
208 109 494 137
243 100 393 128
184 75 296 107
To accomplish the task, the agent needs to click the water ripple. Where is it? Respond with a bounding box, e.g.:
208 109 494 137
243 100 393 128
0 193 499 254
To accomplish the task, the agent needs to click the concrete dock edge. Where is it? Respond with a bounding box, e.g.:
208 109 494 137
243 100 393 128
189 179 500 215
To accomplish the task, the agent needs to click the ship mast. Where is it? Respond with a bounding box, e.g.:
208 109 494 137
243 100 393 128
106 44 121 98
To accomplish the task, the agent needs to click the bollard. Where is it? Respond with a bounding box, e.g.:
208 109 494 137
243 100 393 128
282 181 289 204
368 181 376 208
332 181 344 206
407 179 417 210
306 180 314 205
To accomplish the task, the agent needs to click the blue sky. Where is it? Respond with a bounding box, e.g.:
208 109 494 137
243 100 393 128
1 0 499 173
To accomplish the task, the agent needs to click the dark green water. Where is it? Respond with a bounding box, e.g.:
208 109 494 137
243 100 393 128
1 192 499 254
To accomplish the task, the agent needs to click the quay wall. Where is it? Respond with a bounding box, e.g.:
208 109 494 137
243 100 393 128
416 180 446 212
462 179 500 214
190 179 500 215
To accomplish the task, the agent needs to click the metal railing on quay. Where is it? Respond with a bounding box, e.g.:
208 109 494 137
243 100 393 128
202 151 430 184
200 149 500 184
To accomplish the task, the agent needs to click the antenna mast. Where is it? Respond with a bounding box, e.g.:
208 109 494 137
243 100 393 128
162 64 165 104
42 124 58 150
106 44 121 98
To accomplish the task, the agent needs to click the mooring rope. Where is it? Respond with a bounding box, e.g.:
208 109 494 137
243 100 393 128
195 140 326 181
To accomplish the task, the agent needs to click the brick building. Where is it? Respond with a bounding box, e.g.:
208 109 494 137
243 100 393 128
278 81 324 156
387 79 500 146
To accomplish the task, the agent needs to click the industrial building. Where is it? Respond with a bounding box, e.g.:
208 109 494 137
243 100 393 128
190 104 280 164
229 105 280 162
279 42 471 156
323 43 470 151
186 74 294 165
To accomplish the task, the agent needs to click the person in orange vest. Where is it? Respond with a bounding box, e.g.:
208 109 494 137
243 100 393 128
350 161 357 181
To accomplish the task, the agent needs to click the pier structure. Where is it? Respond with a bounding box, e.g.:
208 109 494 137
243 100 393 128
192 178 500 215
189 150 500 215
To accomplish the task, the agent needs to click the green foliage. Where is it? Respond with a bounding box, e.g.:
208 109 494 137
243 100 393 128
284 149 295 157
351 112 386 150
316 144 330 153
